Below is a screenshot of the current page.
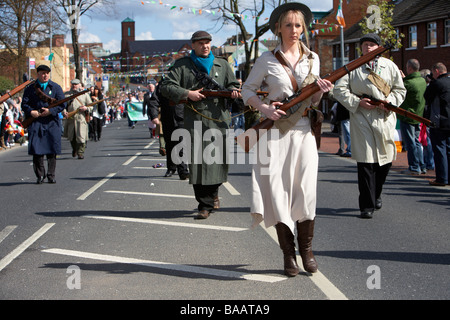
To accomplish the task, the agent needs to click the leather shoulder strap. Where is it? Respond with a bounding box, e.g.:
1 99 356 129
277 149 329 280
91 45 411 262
272 50 299 92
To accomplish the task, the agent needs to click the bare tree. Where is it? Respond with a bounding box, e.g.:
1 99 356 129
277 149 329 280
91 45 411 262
210 0 284 78
0 0 55 83
52 0 115 80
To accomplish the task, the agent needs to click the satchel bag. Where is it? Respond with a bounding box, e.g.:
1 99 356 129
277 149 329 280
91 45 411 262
272 50 323 149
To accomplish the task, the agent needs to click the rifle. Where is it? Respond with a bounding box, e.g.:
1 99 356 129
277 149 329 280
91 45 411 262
65 97 110 119
236 44 393 153
0 80 34 104
361 94 435 128
22 89 90 128
174 89 268 105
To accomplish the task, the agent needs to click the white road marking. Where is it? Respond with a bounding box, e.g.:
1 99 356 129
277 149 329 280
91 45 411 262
0 225 17 244
104 190 194 199
85 215 248 232
223 181 241 196
77 173 117 200
43 248 285 283
144 140 157 150
262 225 348 300
123 152 142 166
0 223 55 272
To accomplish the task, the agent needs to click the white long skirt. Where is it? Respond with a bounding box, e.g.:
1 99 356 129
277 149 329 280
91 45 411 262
251 117 318 235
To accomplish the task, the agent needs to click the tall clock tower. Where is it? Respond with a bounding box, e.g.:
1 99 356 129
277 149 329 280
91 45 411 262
121 17 135 55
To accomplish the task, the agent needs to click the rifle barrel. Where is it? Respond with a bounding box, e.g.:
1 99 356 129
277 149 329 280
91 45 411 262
22 89 90 129
0 80 34 104
236 44 392 153
362 95 435 128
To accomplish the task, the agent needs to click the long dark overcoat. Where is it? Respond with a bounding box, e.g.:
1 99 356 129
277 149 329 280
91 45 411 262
21 80 66 155
160 56 239 185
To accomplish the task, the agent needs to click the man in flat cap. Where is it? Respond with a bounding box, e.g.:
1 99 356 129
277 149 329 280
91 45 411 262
63 79 92 159
160 30 240 219
22 65 66 184
333 33 406 218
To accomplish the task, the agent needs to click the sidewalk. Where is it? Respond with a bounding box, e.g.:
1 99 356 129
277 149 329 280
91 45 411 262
320 122 438 183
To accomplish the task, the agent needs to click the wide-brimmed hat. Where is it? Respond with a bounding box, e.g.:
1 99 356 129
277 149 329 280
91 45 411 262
269 2 313 34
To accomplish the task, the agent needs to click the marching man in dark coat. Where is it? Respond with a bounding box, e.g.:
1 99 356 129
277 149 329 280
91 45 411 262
22 65 66 184
160 31 240 219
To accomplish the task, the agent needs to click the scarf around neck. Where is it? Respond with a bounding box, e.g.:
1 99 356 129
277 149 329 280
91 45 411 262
190 51 215 74
38 80 49 91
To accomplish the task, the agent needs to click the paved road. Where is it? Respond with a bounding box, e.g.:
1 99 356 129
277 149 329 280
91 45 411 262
0 119 448 304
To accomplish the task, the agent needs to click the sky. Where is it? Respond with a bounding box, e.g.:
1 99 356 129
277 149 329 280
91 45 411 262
69 0 334 54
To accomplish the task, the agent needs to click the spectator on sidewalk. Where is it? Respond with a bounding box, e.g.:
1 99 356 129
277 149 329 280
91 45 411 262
424 62 450 186
398 59 427 175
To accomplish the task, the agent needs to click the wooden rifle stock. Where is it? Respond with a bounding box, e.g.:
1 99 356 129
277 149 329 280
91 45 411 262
22 89 90 128
65 98 110 119
173 89 268 105
361 94 435 128
0 80 34 104
236 44 392 153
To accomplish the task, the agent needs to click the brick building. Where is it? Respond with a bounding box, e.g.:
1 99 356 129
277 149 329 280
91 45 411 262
118 17 191 80
391 0 450 71
324 0 450 73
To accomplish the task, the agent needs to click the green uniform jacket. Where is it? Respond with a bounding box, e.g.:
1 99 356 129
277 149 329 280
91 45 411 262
398 71 427 124
160 56 240 185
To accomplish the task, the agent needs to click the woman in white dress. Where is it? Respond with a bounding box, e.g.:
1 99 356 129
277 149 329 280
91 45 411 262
241 2 333 276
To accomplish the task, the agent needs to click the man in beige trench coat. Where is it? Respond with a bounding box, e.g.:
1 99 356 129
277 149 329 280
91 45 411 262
333 33 406 219
63 79 93 159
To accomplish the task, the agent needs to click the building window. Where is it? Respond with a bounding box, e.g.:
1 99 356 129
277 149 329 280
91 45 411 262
409 25 417 48
445 19 450 45
128 27 131 37
427 22 437 46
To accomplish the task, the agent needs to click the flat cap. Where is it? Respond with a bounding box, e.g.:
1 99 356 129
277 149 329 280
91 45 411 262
269 2 313 34
37 65 51 73
360 33 382 46
191 31 212 42
71 79 81 85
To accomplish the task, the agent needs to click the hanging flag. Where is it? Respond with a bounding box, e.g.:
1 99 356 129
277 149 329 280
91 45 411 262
336 4 346 27
41 53 54 61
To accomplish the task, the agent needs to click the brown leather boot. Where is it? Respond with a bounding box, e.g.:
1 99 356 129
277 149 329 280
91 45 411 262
275 223 300 277
297 219 318 273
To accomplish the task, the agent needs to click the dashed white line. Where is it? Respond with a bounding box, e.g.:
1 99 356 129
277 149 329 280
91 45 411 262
0 225 17 244
104 190 194 199
85 215 248 232
77 173 117 200
223 181 241 196
0 223 55 272
123 152 142 166
42 248 285 283
144 140 157 150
